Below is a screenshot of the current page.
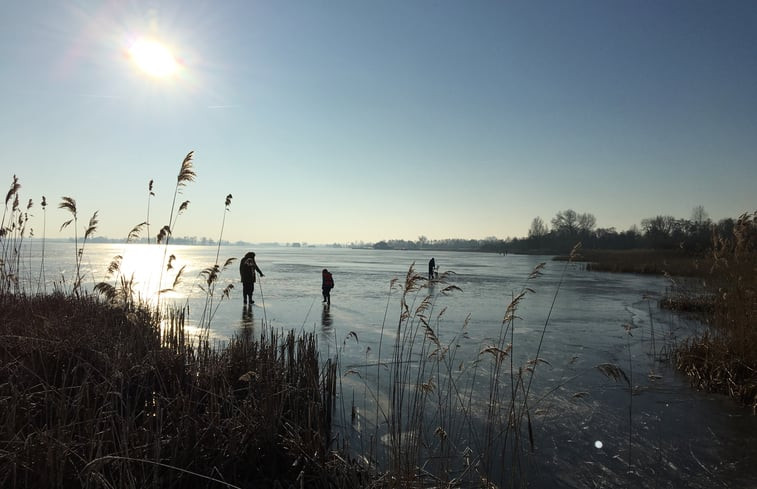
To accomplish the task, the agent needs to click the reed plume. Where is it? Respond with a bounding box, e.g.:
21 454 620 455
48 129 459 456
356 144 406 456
0 176 25 293
214 194 232 265
94 221 151 305
199 193 236 333
157 151 194 248
37 196 47 293
84 211 98 240
2 175 20 228
177 151 196 188
58 196 83 295
146 179 154 244
4 175 19 203
156 152 194 307
127 222 147 243
57 197 98 296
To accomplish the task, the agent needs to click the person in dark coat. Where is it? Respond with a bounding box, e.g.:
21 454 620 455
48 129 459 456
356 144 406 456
240 252 264 305
321 268 334 305
428 257 436 280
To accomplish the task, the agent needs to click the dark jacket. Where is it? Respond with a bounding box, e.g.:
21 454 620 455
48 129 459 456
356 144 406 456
240 254 262 283
322 270 334 289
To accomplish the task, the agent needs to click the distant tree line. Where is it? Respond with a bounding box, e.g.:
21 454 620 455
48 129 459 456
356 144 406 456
511 205 731 254
85 235 237 246
370 237 498 252
370 206 750 255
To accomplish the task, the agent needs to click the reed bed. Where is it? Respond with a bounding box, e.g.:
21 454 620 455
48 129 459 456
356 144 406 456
1 156 369 488
672 212 757 410
555 212 756 410
557 248 715 276
0 292 356 488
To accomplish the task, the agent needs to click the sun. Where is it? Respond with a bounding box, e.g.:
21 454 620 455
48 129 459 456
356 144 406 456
128 38 179 78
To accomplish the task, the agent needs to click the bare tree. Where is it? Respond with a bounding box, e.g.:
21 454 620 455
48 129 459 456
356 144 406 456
691 205 710 225
551 209 579 235
577 213 597 233
528 217 548 238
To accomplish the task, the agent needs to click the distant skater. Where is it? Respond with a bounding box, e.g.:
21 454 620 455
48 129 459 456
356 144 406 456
428 257 436 280
322 268 334 305
240 252 264 306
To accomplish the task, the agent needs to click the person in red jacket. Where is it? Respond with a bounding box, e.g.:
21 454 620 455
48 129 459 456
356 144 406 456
321 268 334 306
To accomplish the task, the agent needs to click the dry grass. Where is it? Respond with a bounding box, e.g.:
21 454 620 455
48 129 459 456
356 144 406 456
553 213 756 410
0 292 356 488
0 159 373 487
556 248 714 276
673 212 757 410
339 252 575 488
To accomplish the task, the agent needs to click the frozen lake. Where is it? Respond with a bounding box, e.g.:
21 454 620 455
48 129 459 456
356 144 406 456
10 241 757 487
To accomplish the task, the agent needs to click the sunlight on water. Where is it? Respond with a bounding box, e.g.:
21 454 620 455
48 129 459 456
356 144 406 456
117 244 172 304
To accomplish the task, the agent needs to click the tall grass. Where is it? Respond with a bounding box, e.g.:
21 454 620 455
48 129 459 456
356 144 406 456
0 175 31 294
94 221 148 306
0 159 358 487
196 193 235 334
336 250 577 488
0 292 349 488
58 197 99 296
146 179 154 245
674 211 757 410
156 151 195 305
82 151 236 333
96 152 198 309
37 196 48 293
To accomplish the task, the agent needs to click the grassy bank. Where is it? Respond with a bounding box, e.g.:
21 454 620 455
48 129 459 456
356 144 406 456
0 292 364 488
560 213 757 410
672 213 757 411
555 248 713 276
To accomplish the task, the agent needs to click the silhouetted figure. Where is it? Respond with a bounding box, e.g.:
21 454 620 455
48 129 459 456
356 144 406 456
429 257 436 280
239 252 264 306
322 268 334 305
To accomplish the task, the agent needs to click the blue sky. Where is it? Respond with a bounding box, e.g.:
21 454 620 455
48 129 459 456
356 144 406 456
1 1 755 244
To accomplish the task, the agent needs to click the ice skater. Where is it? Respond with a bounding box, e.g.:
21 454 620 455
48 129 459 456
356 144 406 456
428 257 436 280
322 268 334 306
240 252 264 306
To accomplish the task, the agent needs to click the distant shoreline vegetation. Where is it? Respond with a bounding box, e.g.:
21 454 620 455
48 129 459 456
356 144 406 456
371 207 750 256
45 236 341 247
27 205 753 255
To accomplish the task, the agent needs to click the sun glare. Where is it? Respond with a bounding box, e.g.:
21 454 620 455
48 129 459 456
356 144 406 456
128 38 179 78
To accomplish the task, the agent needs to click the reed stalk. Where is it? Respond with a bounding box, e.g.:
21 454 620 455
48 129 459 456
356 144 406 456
156 151 195 305
146 179 154 245
36 196 47 294
58 197 97 296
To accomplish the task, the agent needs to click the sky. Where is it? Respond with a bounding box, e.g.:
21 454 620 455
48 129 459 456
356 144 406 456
1 1 755 245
